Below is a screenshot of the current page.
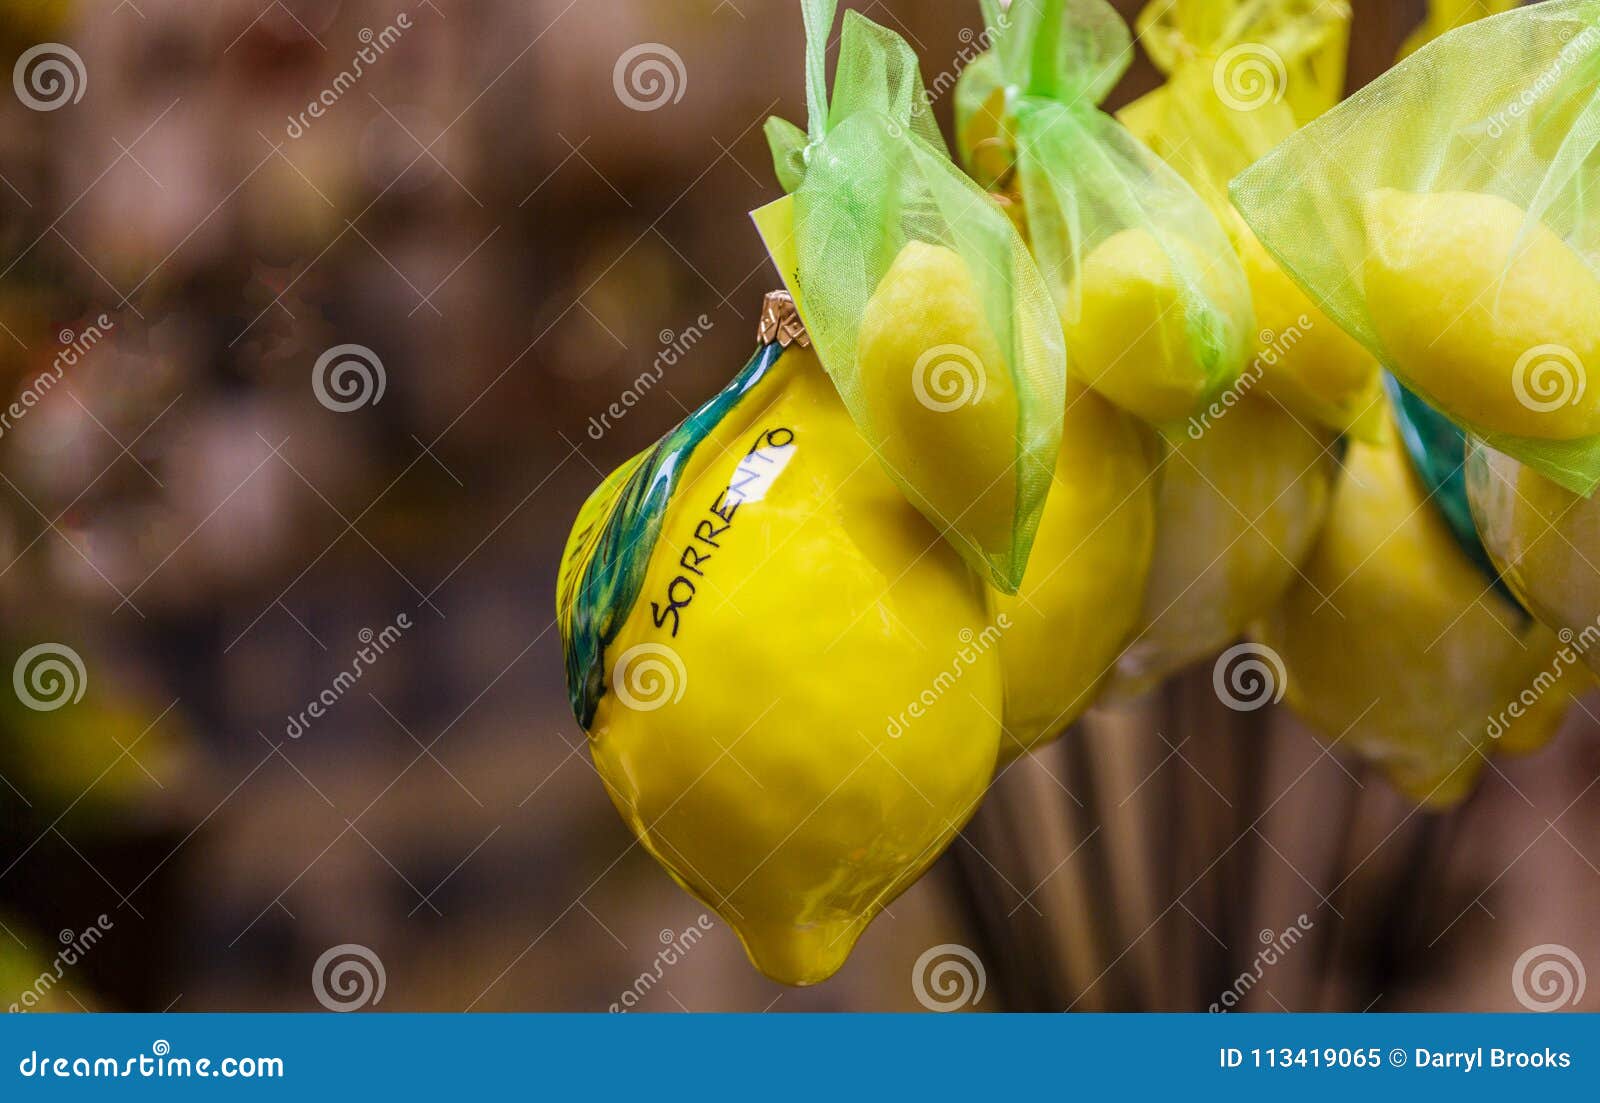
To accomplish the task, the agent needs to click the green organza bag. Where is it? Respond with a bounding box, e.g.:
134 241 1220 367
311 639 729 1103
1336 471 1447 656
763 0 1065 594
1115 0 1384 440
954 0 1254 431
1233 0 1600 495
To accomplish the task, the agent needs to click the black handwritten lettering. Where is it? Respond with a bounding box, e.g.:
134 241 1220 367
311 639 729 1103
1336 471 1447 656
679 545 712 576
643 424 794 640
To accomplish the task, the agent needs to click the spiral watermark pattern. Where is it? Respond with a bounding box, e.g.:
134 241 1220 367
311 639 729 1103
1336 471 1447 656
612 642 687 712
13 43 86 111
13 643 87 712
1212 915 1314 1012
912 344 987 412
312 344 387 412
885 615 1010 739
312 943 387 1012
1513 344 1586 414
1512 944 1586 1011
1212 43 1286 112
1212 642 1286 712
912 943 986 1012
613 43 686 111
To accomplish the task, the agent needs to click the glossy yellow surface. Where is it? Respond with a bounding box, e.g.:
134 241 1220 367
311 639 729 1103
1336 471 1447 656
1238 224 1383 439
574 345 1001 986
1469 437 1600 678
989 384 1157 759
1258 426 1581 807
1109 393 1335 698
856 241 1021 578
1363 189 1600 440
1064 228 1243 425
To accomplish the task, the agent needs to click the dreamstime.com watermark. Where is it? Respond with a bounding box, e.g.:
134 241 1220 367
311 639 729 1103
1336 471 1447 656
1487 25 1600 139
13 643 88 712
17 1042 283 1080
1512 943 1586 1011
609 914 715 1012
1485 618 1599 742
12 43 86 111
284 615 412 738
1513 344 1586 415
9 916 113 1013
312 944 386 1012
285 17 413 139
1212 642 1286 712
1212 43 1286 112
1187 317 1312 439
912 943 986 1012
912 344 987 413
918 17 1006 117
586 315 713 441
0 316 115 441
885 615 1010 738
613 43 686 111
1211 915 1315 1012
312 343 387 412
610 642 687 713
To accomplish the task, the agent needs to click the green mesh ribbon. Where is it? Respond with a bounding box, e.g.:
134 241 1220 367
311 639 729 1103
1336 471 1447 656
954 0 1253 424
764 0 1065 594
1232 0 1600 495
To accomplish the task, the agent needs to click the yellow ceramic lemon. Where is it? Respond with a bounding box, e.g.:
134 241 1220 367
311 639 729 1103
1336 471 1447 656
1108 392 1335 698
1363 189 1600 440
1468 437 1600 677
560 311 1001 986
856 241 1021 576
1064 229 1238 424
989 384 1157 759
1238 224 1383 438
1258 422 1581 807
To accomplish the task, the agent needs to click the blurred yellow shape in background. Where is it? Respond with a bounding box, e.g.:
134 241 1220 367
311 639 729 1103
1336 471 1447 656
1258 421 1584 807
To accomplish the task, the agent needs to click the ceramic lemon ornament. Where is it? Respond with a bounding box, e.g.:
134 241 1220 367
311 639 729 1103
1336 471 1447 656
1233 225 1385 441
1117 0 1381 440
766 0 1065 594
1232 0 1600 496
856 241 1025 570
1362 189 1600 442
988 383 1157 758
953 0 1252 432
560 296 1002 986
1063 229 1253 425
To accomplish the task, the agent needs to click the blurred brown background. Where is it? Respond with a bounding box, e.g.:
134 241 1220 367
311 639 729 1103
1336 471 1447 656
1 0 1596 1013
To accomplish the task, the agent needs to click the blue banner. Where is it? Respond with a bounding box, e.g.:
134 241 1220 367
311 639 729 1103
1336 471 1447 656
3 1014 1598 1098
